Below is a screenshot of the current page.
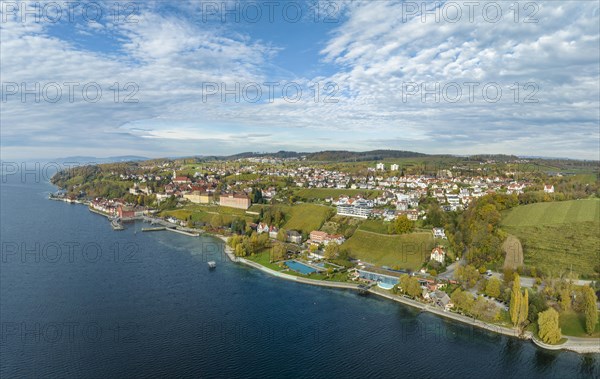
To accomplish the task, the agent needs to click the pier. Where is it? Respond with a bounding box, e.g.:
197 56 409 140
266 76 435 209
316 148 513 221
141 227 166 232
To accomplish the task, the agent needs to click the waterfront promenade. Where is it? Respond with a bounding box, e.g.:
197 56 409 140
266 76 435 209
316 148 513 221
219 237 600 355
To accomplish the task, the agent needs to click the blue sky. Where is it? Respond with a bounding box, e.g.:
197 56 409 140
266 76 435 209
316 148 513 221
1 0 599 159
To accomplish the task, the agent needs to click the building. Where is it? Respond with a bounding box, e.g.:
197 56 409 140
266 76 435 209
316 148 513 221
544 184 554 193
376 162 385 170
391 164 399 171
336 198 373 218
184 191 211 204
173 176 191 184
310 230 328 244
287 230 303 244
432 227 447 239
430 247 446 264
219 194 250 209
117 205 135 219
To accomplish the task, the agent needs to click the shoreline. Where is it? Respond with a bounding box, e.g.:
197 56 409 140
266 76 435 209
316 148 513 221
215 235 600 355
52 196 600 355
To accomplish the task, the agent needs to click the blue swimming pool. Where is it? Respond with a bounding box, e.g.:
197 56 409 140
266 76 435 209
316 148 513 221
285 260 317 275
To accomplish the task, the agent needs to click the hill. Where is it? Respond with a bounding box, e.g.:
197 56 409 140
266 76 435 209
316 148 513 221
342 230 434 270
305 150 427 162
501 199 600 278
501 199 600 226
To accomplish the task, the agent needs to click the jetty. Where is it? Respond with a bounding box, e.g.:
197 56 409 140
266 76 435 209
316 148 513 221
165 228 200 237
111 219 124 231
141 227 165 232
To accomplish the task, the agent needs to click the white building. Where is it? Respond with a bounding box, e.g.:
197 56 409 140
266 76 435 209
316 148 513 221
430 247 446 264
544 184 554 193
391 164 399 171
376 163 385 170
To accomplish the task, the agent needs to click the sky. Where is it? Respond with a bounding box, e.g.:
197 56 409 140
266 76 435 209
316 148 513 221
1 0 599 160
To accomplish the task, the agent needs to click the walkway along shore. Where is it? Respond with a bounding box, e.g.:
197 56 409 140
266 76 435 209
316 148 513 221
217 236 600 355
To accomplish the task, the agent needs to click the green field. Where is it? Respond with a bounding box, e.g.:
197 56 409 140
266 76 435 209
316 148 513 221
342 230 433 270
295 188 381 200
501 199 600 278
358 219 391 234
283 204 333 234
559 311 600 338
162 204 256 225
501 199 600 226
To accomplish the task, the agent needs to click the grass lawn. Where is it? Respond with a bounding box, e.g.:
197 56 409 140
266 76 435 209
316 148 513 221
295 188 381 200
161 203 257 225
501 199 600 226
342 230 433 270
358 219 391 234
283 203 333 234
501 199 600 278
559 311 600 338
246 250 287 272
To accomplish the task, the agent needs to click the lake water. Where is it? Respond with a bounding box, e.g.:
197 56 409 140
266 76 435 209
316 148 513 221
1 170 599 378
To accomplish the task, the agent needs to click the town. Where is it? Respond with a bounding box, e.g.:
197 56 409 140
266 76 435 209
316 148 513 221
49 151 600 352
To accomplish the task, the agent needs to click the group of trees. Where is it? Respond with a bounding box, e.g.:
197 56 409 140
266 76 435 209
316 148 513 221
395 275 422 298
228 232 270 257
259 207 286 227
451 289 499 322
454 265 480 289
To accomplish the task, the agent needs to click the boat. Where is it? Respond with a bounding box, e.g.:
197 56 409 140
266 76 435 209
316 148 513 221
208 261 216 269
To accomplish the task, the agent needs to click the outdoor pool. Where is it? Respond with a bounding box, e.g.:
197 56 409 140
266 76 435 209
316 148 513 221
285 260 317 275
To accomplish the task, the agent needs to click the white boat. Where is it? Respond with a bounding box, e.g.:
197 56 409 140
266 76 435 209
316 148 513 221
208 261 216 269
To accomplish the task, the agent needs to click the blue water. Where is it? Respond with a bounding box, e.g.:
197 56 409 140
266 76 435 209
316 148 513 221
1 170 599 378
285 260 317 275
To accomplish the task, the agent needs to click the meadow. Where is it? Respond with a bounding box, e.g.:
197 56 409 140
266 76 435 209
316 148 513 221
342 230 433 270
501 199 600 278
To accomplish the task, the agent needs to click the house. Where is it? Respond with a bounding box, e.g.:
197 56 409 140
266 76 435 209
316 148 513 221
376 162 385 170
544 184 554 193
257 222 270 234
287 230 303 244
430 247 446 264
219 193 251 209
432 227 446 239
391 164 399 171
431 290 453 310
268 226 279 239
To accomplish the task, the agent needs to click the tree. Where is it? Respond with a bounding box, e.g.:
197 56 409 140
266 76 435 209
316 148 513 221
399 274 421 298
324 242 340 260
538 308 561 344
559 289 571 311
485 277 501 298
451 288 474 314
276 228 287 242
455 265 479 289
582 285 599 335
392 215 414 234
510 274 522 326
211 214 223 228
271 243 286 262
519 289 529 327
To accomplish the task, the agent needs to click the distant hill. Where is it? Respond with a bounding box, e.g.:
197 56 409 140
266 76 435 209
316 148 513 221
305 150 427 162
50 156 149 164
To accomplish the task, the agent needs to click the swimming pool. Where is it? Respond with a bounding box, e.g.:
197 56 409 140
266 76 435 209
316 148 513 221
285 260 318 275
